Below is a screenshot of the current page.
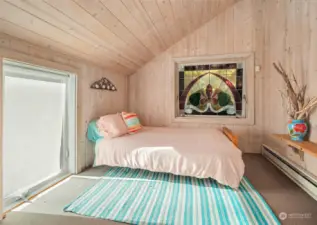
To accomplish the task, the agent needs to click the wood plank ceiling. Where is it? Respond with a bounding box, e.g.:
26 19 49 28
0 0 236 75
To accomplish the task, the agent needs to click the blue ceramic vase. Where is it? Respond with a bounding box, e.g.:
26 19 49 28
287 119 308 142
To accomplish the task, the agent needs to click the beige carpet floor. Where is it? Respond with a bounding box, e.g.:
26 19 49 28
1 154 316 225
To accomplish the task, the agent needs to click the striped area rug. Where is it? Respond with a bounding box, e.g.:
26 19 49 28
64 167 280 225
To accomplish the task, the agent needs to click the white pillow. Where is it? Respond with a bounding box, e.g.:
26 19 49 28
96 113 128 138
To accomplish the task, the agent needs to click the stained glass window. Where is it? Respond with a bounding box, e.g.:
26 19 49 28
178 62 244 117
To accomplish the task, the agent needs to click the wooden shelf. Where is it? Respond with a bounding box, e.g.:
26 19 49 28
273 134 317 158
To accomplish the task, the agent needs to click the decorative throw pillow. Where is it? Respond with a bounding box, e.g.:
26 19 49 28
121 112 142 134
96 113 128 138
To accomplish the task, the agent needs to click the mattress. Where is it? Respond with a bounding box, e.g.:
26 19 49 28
94 127 245 188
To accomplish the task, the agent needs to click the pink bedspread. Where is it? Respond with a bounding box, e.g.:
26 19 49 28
94 127 245 188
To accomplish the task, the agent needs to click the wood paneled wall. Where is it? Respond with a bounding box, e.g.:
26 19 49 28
129 0 317 173
129 0 259 153
258 0 317 176
0 33 128 172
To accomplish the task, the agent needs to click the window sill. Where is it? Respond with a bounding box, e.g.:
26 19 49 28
173 116 254 126
3 172 71 215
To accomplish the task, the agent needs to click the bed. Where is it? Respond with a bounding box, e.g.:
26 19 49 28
93 126 244 188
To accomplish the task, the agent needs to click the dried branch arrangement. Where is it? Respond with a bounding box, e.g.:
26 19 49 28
273 62 317 120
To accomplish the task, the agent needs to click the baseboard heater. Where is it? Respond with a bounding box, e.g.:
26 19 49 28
262 144 317 201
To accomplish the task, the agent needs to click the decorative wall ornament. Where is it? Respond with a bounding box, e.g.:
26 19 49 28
90 77 117 91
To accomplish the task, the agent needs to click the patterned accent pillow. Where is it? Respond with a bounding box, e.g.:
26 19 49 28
121 112 142 134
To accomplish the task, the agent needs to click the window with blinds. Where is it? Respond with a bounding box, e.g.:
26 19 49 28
2 59 76 211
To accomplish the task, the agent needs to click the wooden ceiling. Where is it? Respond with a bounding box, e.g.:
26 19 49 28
0 0 236 75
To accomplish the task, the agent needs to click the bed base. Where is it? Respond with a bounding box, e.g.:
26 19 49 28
222 127 238 147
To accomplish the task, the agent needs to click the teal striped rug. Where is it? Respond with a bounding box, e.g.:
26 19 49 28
64 167 280 225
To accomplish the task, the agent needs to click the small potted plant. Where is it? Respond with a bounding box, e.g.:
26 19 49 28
273 62 317 142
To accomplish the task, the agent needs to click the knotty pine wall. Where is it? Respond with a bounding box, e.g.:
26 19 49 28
129 0 317 176
0 33 128 172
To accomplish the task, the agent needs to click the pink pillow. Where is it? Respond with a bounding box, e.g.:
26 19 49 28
96 113 128 138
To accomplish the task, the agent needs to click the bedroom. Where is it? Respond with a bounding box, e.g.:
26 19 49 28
0 0 316 224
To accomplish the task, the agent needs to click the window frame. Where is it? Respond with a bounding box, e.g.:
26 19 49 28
172 53 255 125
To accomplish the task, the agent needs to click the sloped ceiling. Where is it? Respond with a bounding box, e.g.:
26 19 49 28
0 0 237 75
